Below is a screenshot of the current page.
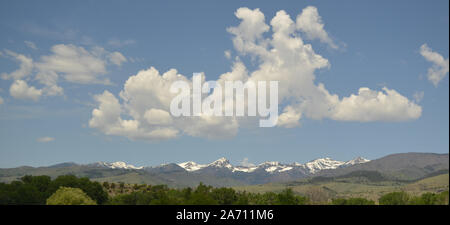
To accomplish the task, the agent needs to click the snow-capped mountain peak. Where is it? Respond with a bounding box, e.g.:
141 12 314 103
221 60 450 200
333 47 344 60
95 161 143 170
178 157 233 171
208 157 233 169
344 157 370 166
303 158 345 174
177 161 206 172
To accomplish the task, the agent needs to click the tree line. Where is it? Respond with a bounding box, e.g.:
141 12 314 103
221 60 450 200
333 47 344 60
0 175 447 205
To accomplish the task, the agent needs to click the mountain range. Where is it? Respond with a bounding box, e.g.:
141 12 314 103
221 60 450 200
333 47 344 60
91 156 370 174
0 153 447 187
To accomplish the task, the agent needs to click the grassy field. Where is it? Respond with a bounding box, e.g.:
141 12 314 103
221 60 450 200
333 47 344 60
233 173 449 202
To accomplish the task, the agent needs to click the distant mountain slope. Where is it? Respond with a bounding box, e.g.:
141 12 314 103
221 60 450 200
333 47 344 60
0 164 246 187
317 153 449 180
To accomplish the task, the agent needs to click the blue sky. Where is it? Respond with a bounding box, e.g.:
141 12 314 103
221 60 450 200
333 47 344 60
0 0 448 168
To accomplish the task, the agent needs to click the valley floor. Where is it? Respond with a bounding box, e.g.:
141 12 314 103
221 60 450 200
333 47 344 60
233 174 449 203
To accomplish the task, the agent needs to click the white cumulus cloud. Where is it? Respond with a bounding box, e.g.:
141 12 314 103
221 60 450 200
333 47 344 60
331 87 422 122
9 79 42 101
89 67 239 140
89 90 180 140
88 7 421 140
144 108 173 125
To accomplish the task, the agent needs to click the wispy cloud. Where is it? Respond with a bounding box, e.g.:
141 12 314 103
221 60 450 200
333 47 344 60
37 136 55 143
1 44 128 101
420 44 449 87
107 38 136 48
19 23 96 46
413 91 424 103
24 41 37 50
240 158 255 167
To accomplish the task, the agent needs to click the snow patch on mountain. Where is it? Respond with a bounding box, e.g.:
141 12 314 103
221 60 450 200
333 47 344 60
232 166 258 173
95 161 143 170
279 167 293 172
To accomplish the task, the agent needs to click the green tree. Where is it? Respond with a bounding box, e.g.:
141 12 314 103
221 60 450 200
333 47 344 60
277 188 307 205
10 182 42 204
119 182 125 193
187 183 217 205
109 192 153 205
332 198 375 205
436 191 449 205
409 191 449 205
0 176 52 204
379 192 409 205
48 175 108 204
234 192 249 205
181 187 192 204
102 182 110 190
46 187 97 205
211 187 237 205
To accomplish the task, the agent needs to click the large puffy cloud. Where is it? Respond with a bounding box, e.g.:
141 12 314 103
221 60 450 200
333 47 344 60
331 87 422 122
89 6 421 140
0 96 4 105
88 90 179 140
9 79 42 101
420 44 449 87
144 108 173 125
226 8 270 57
226 7 420 126
89 68 239 140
